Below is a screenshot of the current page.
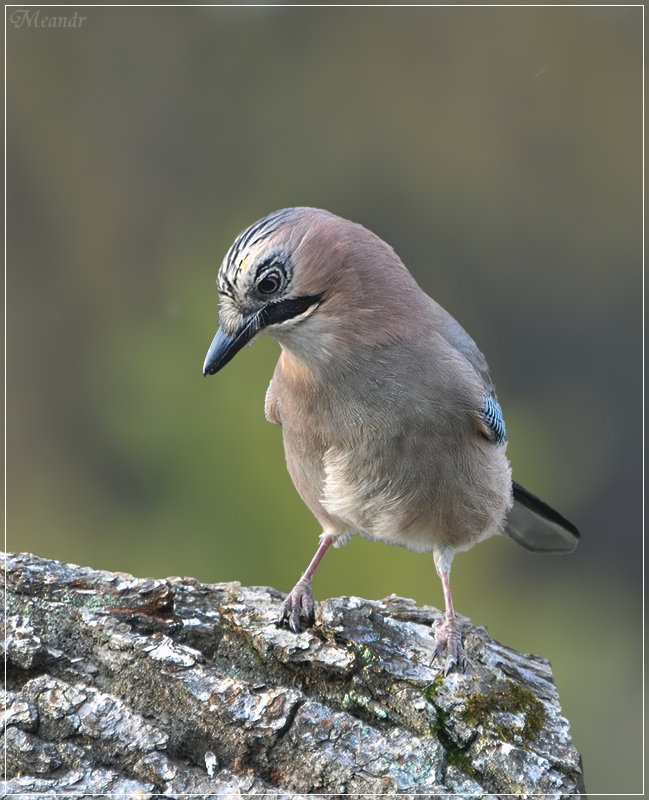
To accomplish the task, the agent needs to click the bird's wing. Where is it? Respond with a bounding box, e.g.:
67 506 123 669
432 309 508 444
437 312 495 394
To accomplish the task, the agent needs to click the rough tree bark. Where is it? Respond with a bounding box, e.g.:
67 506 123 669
2 552 585 798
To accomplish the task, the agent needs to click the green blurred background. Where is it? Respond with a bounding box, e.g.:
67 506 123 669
5 5 642 793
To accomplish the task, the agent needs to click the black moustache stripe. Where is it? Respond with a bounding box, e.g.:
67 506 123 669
258 294 322 329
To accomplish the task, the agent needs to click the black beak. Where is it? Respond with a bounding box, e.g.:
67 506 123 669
202 294 322 376
203 311 261 376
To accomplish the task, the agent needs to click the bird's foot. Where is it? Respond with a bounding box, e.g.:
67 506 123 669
432 617 467 674
278 578 316 633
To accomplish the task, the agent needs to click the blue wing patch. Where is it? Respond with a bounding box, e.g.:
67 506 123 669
480 393 507 444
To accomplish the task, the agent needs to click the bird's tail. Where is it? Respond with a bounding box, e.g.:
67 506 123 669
503 481 580 554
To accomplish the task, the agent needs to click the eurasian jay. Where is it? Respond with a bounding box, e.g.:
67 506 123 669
203 207 579 673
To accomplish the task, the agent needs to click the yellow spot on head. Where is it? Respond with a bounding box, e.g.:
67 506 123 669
240 256 250 272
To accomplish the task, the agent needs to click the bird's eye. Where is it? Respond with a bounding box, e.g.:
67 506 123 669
257 270 282 295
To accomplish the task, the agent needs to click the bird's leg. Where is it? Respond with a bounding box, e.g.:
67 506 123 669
279 536 333 633
432 553 467 674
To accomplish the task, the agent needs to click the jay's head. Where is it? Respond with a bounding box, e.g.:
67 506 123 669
203 206 421 376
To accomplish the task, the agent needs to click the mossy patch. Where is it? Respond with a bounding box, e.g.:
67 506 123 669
422 673 444 702
422 675 476 778
420 674 546 778
462 678 547 743
430 703 476 778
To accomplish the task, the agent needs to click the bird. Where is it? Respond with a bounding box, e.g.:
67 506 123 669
202 207 580 673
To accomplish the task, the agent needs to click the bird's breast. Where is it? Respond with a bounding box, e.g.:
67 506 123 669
270 345 512 551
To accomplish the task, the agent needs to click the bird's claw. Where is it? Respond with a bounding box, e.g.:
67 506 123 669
278 578 316 633
432 618 467 674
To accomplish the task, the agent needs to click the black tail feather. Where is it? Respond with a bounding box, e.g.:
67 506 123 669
504 481 580 554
